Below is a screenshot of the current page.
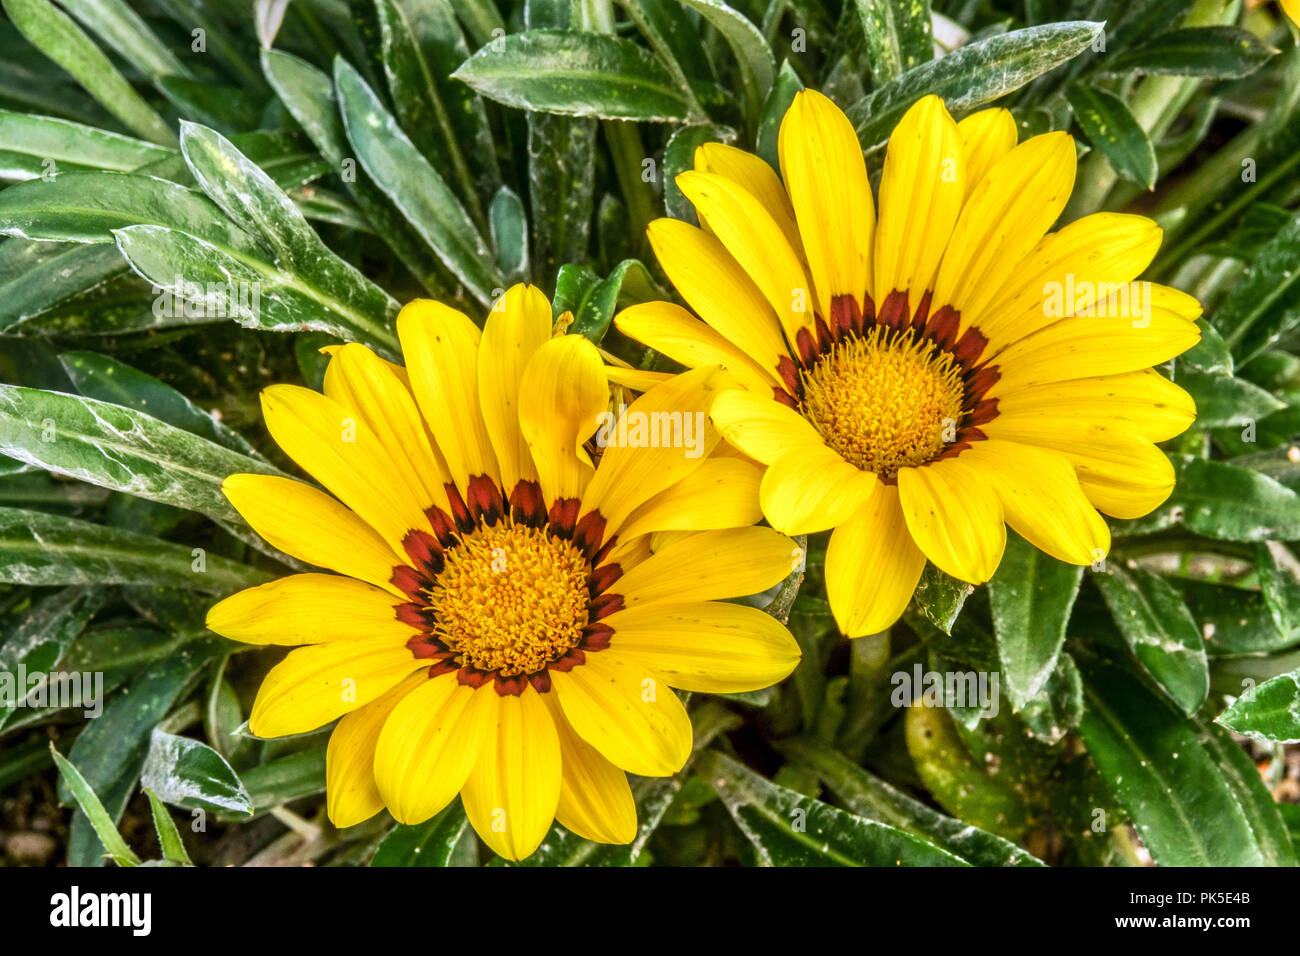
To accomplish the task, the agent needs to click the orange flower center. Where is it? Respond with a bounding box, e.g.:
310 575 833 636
800 327 965 477
427 523 590 676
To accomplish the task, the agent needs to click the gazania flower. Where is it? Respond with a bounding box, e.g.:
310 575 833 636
205 284 801 860
616 92 1201 637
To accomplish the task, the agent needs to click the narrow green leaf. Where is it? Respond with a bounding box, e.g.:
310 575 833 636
218 745 327 820
50 745 141 867
335 58 503 306
0 507 270 591
911 563 971 634
1214 212 1300 368
989 533 1084 709
1218 668 1300 743
0 586 107 728
528 113 596 279
0 241 127 333
1095 564 1208 716
755 61 801 169
58 0 191 82
1104 27 1276 79
370 802 474 866
1065 83 1157 189
1177 367 1284 428
847 21 1104 149
698 750 969 866
0 0 175 145
0 109 173 180
676 0 775 102
853 0 933 85
0 383 280 522
1159 455 1300 542
144 789 193 866
452 30 695 122
488 186 529 283
663 124 732 222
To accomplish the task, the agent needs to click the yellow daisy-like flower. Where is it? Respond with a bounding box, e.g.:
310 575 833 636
205 284 802 860
616 92 1202 638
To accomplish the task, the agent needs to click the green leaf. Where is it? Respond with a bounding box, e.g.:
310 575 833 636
1077 652 1287 866
0 586 107 728
0 383 279 522
1065 83 1157 189
911 563 971 634
1177 367 1284 428
853 0 933 85
568 258 659 343
370 802 475 866
663 124 731 222
527 113 596 278
676 0 775 103
0 109 173 180
1217 668 1300 743
698 751 968 865
0 506 269 591
0 241 127 333
335 58 503 306
1214 212 1300 368
219 745 327 820
779 738 1044 866
59 350 261 458
1177 577 1295 656
1159 455 1300 542
1104 27 1276 79
989 533 1084 710
50 745 141 867
488 186 529 283
140 729 254 816
58 0 190 82
0 0 175 145
754 61 801 169
452 30 696 122
1095 564 1208 716
144 788 193 866
846 21 1104 149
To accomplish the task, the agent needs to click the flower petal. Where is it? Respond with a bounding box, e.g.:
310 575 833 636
543 694 637 845
759 444 879 535
478 284 553 490
373 675 496 825
824 482 927 636
460 686 561 861
956 108 1017 199
222 474 404 595
326 672 425 828
612 526 799 608
206 573 415 645
617 456 764 541
989 370 1195 443
710 387 825 466
551 652 692 777
897 456 1006 584
248 637 428 738
615 301 779 393
518 333 608 504
694 141 802 254
602 601 801 693
778 89 875 315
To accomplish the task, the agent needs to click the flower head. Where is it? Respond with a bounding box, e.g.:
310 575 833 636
206 284 801 859
616 92 1201 637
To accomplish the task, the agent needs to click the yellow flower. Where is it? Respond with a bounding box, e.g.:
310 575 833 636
1283 0 1299 28
205 284 801 860
615 92 1201 638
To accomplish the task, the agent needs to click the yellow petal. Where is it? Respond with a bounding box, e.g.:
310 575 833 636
604 365 674 392
825 482 927 636
206 573 414 645
694 141 803 254
778 89 875 315
957 108 1017 200
543 694 637 845
222 474 404 595
602 601 801 693
460 686 561 860
710 387 824 466
874 95 964 313
248 637 428 739
397 299 499 490
326 672 425 828
478 284 553 490
976 213 1164 350
323 342 450 515
897 456 1006 584
374 675 496 825
933 131 1076 326
676 170 816 345
646 217 790 374
612 526 799 608
759 444 879 535
989 370 1195 443
517 333 607 505
260 385 430 557
580 366 726 533
615 301 778 393
617 456 764 541
551 652 692 777
976 419 1175 519
961 439 1110 565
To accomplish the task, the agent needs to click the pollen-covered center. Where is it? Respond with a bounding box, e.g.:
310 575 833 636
801 326 966 477
427 523 590 676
